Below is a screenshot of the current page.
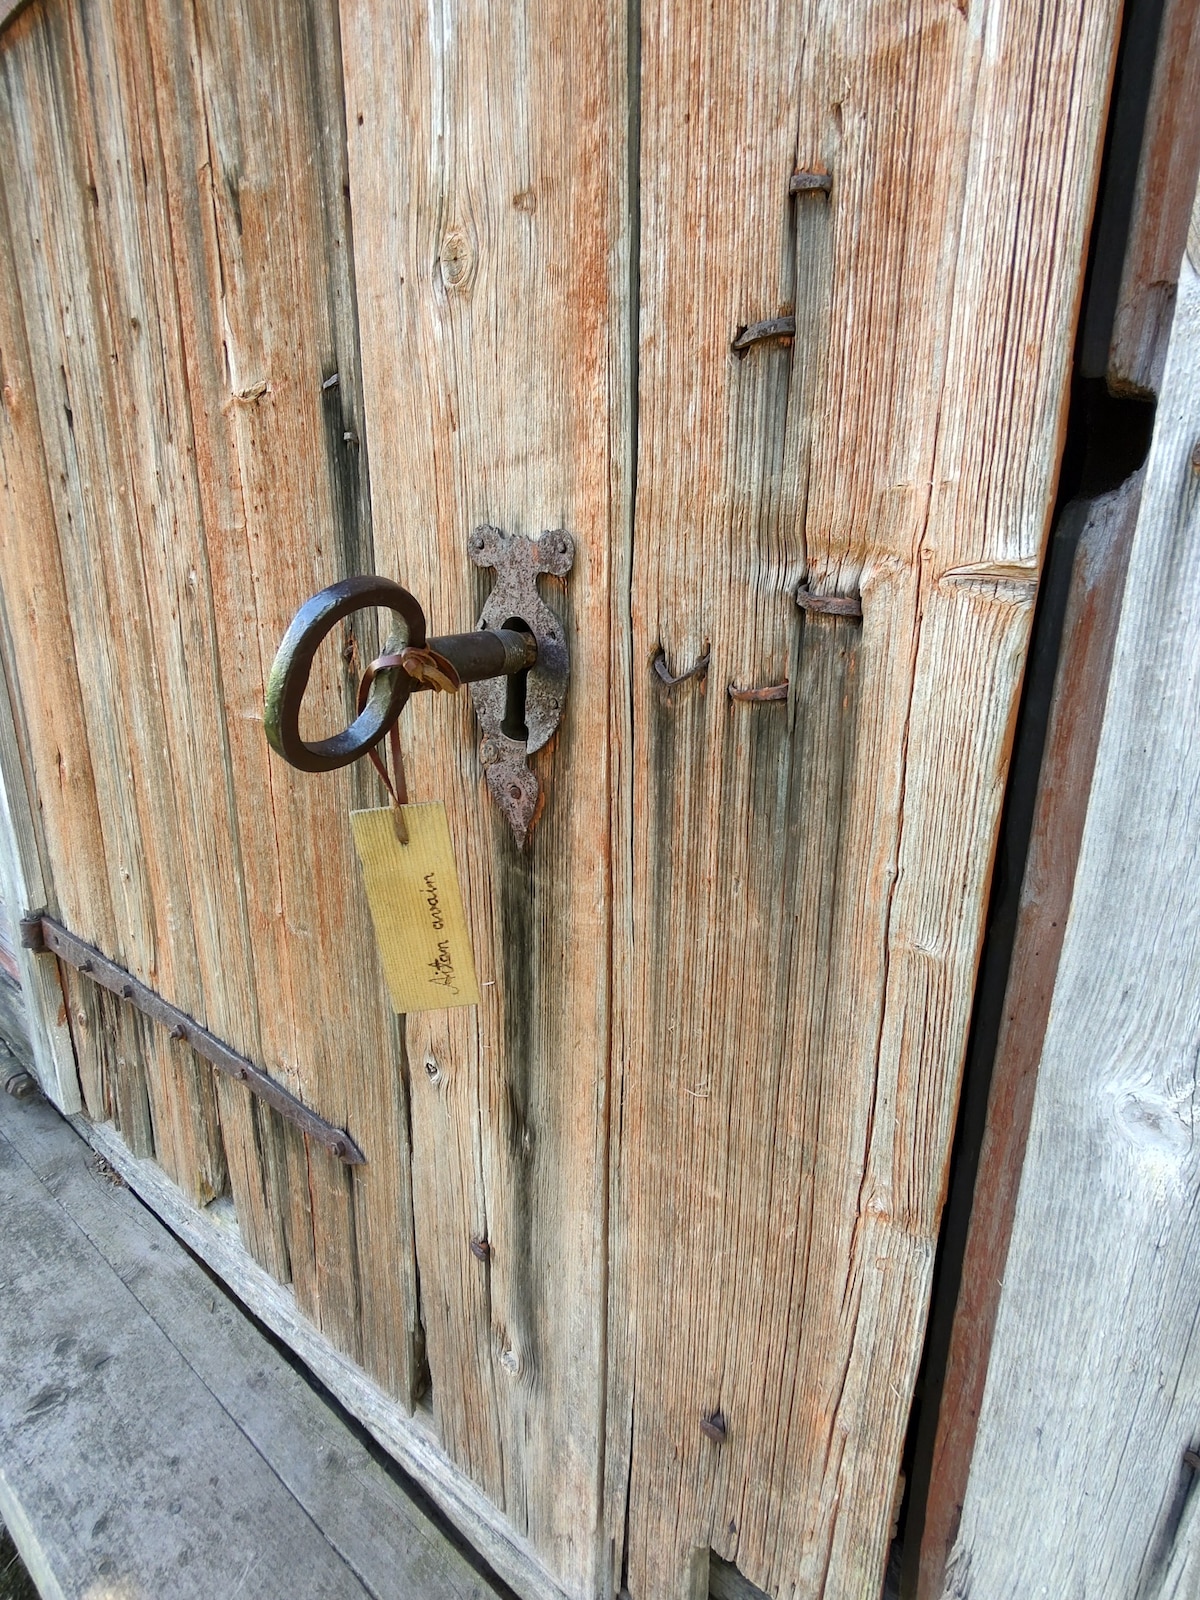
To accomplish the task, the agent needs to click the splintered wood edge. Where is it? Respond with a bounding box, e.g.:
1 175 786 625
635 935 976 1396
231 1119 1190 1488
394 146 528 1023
0 660 80 1115
70 1115 568 1600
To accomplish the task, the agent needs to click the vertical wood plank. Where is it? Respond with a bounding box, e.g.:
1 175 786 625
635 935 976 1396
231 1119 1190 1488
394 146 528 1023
0 11 112 1114
139 0 422 1392
915 475 1144 1600
1107 0 1200 395
0 0 423 1397
941 197 1200 1600
617 0 1121 1595
339 0 630 1587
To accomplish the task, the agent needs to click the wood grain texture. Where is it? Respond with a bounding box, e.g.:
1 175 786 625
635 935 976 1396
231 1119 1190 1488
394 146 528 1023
1108 0 1200 395
139 0 420 1388
0 1091 407 1600
0 1 1131 1594
0 644 78 1112
0 1087 501 1600
915 475 1144 1600
338 2 630 1588
942 202 1200 1599
612 0 1121 1595
77 1109 572 1600
0 0 422 1396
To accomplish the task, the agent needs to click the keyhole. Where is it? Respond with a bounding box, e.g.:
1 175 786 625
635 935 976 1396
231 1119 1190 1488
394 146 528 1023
500 616 533 743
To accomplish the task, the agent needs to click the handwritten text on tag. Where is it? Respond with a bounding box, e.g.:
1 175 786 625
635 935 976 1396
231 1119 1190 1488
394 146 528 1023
350 804 480 1014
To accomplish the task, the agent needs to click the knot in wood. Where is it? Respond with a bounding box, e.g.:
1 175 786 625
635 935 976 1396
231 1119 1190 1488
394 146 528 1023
439 228 476 291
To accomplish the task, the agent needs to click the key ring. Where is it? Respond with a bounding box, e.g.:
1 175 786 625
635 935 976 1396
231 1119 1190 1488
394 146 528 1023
263 575 428 773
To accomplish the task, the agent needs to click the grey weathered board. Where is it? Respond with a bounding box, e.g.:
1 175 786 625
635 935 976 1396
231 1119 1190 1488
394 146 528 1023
916 472 1147 1598
940 191 1200 1596
0 1082 500 1600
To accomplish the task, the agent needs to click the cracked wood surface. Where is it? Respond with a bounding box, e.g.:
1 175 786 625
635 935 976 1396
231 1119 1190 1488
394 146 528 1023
0 0 1125 1595
611 0 1121 1594
0 0 422 1398
337 2 630 1592
940 190 1200 1600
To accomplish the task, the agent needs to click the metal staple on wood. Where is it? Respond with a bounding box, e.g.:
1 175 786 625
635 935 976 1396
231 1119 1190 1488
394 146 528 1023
20 912 364 1164
789 169 833 194
731 315 798 352
796 585 863 618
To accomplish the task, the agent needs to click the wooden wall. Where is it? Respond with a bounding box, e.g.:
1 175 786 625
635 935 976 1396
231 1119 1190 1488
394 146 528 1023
937 180 1200 1596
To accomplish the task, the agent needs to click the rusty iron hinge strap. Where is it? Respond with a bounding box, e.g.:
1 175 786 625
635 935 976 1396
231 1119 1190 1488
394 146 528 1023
21 913 364 1165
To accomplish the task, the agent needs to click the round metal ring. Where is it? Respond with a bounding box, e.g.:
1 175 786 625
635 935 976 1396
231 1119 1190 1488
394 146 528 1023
263 576 427 773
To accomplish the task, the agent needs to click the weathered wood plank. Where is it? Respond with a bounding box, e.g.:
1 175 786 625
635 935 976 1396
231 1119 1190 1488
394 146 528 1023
338 1 629 1589
1108 0 1200 395
0 1088 499 1600
0 1086 501 1600
0 0 423 1396
0 669 78 1111
915 474 1144 1600
140 0 422 1393
75 1109 570 1600
942 196 1200 1599
0 1111 378 1599
0 0 219 1198
615 0 1121 1594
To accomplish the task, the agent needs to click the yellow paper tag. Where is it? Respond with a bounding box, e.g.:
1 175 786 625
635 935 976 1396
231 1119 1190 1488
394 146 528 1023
350 804 480 1014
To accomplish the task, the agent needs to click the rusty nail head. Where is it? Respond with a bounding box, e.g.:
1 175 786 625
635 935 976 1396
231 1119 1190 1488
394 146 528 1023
170 1024 187 1041
1191 438 1200 474
470 1236 491 1261
700 1410 727 1443
121 984 134 999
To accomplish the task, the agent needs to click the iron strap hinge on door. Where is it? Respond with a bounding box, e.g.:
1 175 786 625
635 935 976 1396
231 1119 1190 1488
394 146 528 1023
20 912 365 1165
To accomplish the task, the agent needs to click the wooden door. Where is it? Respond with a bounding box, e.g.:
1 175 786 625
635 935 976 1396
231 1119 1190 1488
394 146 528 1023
0 0 1120 1595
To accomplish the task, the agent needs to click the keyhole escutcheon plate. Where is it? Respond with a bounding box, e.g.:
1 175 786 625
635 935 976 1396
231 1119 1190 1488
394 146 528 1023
468 525 573 846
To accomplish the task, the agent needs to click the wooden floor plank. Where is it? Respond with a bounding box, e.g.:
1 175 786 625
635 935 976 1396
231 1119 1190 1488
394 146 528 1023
0 1101 375 1600
0 1084 501 1600
64 1110 571 1600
